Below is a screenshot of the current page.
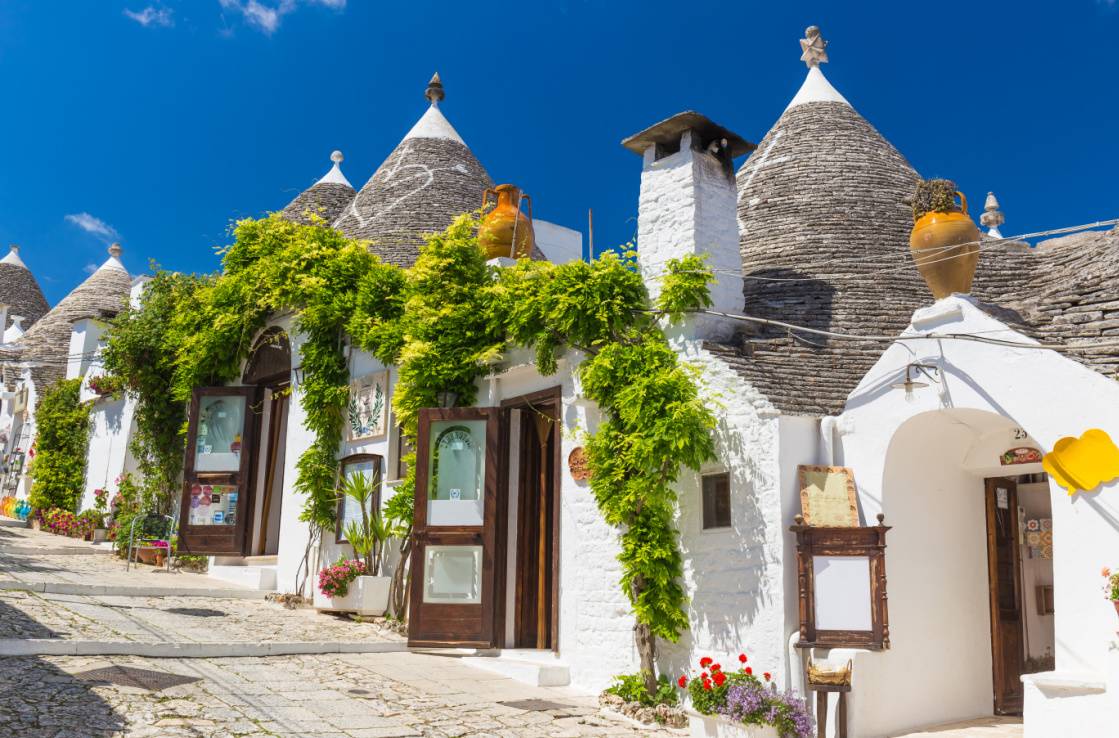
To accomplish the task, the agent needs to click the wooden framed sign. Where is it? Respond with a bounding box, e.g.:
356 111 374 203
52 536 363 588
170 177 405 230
799 465 858 527
790 514 891 651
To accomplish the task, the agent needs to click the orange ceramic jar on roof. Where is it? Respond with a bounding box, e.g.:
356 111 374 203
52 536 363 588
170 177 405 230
479 184 535 260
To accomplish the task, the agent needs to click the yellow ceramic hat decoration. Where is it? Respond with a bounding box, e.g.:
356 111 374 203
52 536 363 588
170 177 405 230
1042 429 1119 495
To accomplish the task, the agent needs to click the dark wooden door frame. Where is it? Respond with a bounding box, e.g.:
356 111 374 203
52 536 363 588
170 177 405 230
497 386 562 652
250 387 289 556
408 406 501 648
179 386 258 556
985 477 1024 715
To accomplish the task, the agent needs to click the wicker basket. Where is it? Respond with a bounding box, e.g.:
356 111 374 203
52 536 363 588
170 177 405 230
807 660 852 686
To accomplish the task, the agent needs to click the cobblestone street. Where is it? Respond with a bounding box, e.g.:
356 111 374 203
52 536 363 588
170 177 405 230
0 522 679 738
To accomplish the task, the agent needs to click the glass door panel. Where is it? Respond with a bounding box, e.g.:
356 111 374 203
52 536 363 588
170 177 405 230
427 419 486 526
178 387 256 555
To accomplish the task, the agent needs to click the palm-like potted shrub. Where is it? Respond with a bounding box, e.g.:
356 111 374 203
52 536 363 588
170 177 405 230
313 472 397 615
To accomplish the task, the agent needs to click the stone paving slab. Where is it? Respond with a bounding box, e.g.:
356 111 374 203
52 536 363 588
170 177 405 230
0 652 683 737
0 527 247 590
0 589 405 647
889 717 1023 737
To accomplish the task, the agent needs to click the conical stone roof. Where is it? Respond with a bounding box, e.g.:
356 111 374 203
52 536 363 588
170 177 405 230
0 245 50 333
13 245 132 388
720 37 926 415
333 75 493 267
281 150 356 226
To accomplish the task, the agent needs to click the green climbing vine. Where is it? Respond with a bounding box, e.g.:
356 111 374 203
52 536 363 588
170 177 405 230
28 378 92 512
103 210 717 694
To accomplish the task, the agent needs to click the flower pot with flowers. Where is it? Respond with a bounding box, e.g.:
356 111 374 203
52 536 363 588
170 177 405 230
1103 567 1119 620
679 653 814 738
313 472 396 615
91 488 109 542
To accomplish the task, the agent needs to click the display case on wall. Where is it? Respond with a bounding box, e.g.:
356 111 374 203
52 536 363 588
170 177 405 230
790 514 891 650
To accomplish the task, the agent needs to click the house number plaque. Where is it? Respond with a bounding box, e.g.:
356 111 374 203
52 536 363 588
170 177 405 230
568 446 591 482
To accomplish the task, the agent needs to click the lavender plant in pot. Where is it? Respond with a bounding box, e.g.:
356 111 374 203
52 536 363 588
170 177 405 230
313 472 395 615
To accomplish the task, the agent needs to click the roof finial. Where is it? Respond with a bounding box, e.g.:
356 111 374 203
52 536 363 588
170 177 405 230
9 244 18 254
799 25 829 68
331 150 344 164
980 192 1005 238
108 243 122 258
425 72 444 105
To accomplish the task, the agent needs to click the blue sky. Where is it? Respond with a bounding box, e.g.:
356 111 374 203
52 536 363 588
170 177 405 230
1 1 1116 304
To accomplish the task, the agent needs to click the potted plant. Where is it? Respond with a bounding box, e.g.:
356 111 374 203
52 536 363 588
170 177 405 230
1103 567 1119 619
678 653 814 738
313 472 395 615
91 488 109 542
909 178 981 299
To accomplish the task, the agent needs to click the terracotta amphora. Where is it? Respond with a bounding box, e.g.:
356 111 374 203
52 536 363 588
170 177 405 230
909 190 980 299
479 184 534 260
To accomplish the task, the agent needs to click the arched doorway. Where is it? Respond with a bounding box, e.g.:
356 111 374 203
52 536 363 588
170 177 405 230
880 409 1054 724
242 328 291 557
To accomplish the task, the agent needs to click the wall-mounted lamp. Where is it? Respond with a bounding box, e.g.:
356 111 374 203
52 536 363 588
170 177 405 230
891 363 940 403
436 391 459 409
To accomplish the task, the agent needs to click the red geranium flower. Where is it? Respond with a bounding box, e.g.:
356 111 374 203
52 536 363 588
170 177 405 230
699 656 713 668
711 663 721 673
713 671 727 687
763 672 772 682
738 653 747 664
745 666 753 675
702 679 712 691
678 675 687 688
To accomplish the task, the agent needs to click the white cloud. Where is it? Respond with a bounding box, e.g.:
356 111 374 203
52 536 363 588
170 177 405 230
219 0 344 35
124 5 174 27
83 263 99 275
65 213 120 243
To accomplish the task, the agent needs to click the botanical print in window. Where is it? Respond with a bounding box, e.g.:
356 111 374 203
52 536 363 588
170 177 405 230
347 371 388 441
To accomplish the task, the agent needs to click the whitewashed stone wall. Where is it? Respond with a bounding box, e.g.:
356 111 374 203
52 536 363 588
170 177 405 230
658 336 796 690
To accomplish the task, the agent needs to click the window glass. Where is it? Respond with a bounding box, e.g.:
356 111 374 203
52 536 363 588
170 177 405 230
338 457 381 542
194 395 246 472
423 545 482 604
186 483 239 526
702 472 731 529
427 419 486 526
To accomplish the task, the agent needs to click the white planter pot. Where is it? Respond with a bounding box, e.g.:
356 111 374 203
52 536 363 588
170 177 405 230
92 528 108 543
688 712 780 738
313 575 390 616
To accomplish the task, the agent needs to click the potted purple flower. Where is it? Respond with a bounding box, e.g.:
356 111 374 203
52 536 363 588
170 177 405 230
679 653 814 738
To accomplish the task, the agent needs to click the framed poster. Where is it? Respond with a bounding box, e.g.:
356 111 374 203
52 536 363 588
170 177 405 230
799 465 859 527
346 371 389 441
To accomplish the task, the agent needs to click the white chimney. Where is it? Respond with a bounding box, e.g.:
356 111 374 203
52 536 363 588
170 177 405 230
623 112 753 341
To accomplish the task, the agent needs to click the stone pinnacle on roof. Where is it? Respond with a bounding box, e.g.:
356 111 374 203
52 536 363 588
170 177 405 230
1 244 27 268
280 150 357 225
980 192 1005 238
425 72 445 105
316 150 353 188
799 25 829 68
787 25 849 110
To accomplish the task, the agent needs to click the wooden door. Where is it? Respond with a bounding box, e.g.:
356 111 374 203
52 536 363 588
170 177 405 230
514 410 556 649
408 407 500 648
985 478 1024 715
178 387 257 555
